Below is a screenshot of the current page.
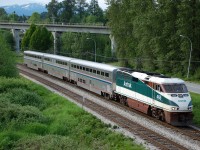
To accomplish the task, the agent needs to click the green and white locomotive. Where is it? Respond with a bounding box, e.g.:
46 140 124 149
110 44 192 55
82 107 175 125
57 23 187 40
114 68 193 126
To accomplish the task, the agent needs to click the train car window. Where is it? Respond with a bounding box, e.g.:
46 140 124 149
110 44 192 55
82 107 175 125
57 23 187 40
132 77 138 82
105 73 109 77
74 65 77 68
83 67 85 71
97 70 100 75
71 64 74 68
83 80 86 84
101 72 104 76
90 69 92 73
86 68 89 71
80 66 82 70
77 66 80 69
93 70 96 74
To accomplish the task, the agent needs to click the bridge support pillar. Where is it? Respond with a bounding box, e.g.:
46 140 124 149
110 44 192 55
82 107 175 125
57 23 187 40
52 31 58 54
109 35 116 56
12 29 20 52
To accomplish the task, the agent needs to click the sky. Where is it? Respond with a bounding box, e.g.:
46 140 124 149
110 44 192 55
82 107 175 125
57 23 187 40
0 0 108 9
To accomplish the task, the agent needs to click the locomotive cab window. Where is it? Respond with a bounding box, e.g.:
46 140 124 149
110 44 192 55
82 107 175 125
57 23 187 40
154 84 163 92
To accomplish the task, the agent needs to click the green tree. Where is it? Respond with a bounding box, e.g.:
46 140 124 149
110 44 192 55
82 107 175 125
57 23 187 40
29 26 53 51
27 12 41 24
21 24 37 50
59 0 76 23
46 0 61 22
0 33 18 77
0 8 8 21
88 0 104 23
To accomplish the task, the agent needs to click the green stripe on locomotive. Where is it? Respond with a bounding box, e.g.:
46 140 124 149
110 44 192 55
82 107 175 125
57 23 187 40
116 72 179 107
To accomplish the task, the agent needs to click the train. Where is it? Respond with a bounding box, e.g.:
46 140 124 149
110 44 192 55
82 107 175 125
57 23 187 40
24 51 193 126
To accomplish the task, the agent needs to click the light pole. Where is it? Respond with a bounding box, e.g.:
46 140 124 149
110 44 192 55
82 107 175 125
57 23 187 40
87 38 96 62
180 34 193 79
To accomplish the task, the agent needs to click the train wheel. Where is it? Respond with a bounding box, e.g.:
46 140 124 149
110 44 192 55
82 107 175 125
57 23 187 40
119 96 127 106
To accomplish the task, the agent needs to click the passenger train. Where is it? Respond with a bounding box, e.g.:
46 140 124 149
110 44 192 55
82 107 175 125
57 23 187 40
24 51 193 126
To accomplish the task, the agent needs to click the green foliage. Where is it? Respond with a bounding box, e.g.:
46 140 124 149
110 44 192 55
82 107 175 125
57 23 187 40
13 135 79 150
191 93 200 126
107 1 200 76
0 77 144 150
2 88 46 110
0 29 15 49
21 24 53 51
29 26 53 51
0 100 48 125
0 34 18 78
21 24 37 50
27 12 41 24
60 32 111 62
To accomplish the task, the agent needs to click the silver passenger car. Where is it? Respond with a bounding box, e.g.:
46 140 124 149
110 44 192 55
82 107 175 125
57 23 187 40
70 59 118 97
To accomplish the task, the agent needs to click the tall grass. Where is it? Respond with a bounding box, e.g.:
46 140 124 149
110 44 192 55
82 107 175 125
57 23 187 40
0 77 144 150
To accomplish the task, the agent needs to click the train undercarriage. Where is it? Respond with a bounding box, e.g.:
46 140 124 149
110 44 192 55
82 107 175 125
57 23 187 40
112 93 193 126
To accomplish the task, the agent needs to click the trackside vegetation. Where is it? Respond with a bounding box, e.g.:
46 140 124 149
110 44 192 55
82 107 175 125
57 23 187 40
191 93 200 126
0 77 144 150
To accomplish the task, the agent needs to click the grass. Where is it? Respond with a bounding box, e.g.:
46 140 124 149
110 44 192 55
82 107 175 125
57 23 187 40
191 92 200 126
0 77 144 150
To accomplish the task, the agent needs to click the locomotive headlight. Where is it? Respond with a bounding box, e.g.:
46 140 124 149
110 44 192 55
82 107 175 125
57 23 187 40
171 107 179 110
171 107 175 110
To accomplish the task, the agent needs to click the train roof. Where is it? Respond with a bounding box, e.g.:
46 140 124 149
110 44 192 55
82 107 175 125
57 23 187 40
70 59 119 72
24 50 44 56
131 72 184 84
44 53 73 62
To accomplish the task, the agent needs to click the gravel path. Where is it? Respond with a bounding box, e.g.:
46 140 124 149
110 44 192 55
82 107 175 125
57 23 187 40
186 82 200 94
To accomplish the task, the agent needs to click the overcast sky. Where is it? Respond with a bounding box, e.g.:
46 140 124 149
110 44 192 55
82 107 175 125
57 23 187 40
0 0 108 9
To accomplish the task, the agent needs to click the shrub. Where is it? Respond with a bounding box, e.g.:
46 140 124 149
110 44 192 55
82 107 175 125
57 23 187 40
0 77 29 93
194 67 200 80
13 135 78 150
4 88 46 110
0 100 48 125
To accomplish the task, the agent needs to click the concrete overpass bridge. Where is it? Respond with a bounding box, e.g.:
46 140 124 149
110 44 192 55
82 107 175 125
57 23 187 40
0 22 116 54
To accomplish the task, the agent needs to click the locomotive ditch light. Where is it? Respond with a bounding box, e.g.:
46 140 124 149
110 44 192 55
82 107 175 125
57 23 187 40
188 106 193 110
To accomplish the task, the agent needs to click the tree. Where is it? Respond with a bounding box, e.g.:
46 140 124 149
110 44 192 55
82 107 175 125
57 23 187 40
0 33 18 77
29 26 53 51
59 0 76 23
46 0 61 22
76 0 88 19
88 0 104 23
27 12 41 24
0 8 8 21
21 24 37 50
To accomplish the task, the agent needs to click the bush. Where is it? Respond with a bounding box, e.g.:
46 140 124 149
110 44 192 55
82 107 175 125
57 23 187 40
0 100 48 125
194 67 200 80
13 135 78 150
4 88 46 110
0 34 18 78
0 77 29 93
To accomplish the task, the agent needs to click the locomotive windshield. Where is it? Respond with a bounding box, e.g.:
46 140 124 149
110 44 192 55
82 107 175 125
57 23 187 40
162 84 188 93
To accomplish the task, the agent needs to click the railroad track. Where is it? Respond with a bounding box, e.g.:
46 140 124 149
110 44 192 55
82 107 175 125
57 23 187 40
18 64 200 150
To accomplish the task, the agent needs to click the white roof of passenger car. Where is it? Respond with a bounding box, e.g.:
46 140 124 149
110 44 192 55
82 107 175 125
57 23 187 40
131 72 184 84
44 53 72 62
70 59 118 72
24 50 44 56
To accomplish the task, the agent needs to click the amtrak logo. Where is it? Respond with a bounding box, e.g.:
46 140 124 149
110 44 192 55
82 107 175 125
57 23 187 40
124 81 132 88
